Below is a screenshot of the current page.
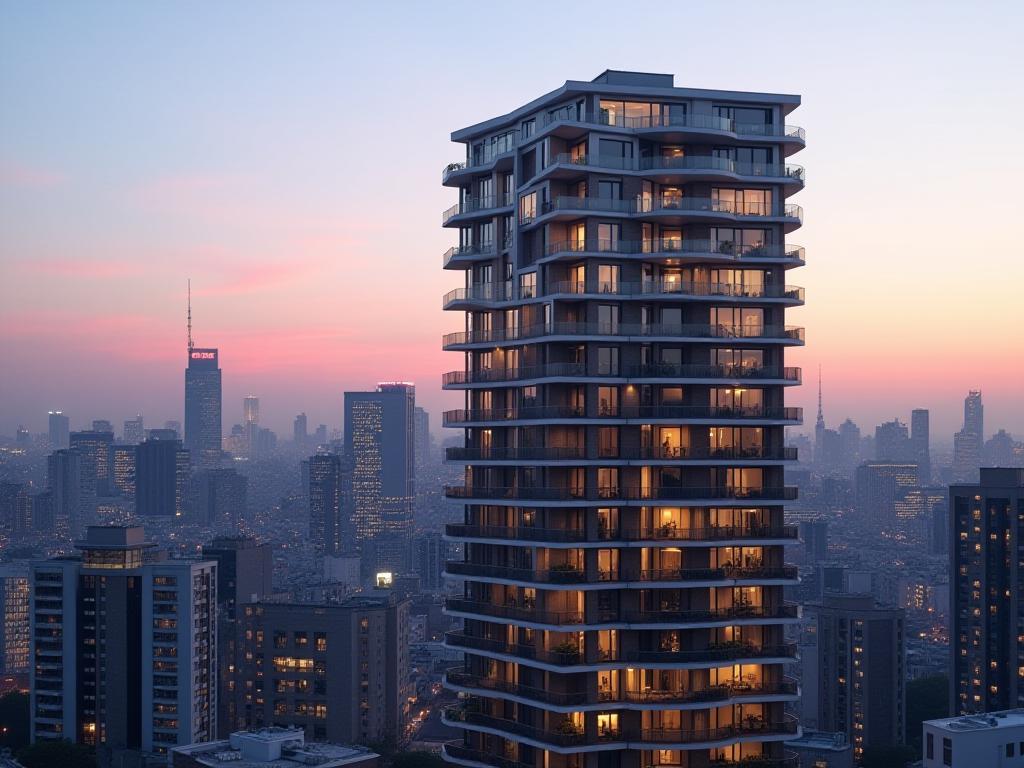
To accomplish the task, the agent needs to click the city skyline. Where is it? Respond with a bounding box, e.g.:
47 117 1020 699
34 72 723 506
3 2 1024 438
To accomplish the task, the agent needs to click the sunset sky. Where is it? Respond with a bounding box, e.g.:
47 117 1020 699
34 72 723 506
2 1 1022 442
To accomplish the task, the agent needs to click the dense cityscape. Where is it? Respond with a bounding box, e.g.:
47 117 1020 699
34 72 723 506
2 7 1023 768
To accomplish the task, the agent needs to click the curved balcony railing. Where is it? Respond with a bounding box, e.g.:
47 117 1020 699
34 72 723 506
542 153 805 183
443 364 802 387
443 243 498 268
442 405 803 425
442 323 805 348
540 107 805 142
443 193 516 224
537 194 802 223
446 630 798 667
543 238 805 265
638 716 799 744
445 598 799 626
446 445 798 462
442 140 517 182
441 743 532 768
445 523 799 544
445 485 798 502
442 284 511 307
446 670 798 708
546 279 805 302
443 708 591 748
445 561 798 584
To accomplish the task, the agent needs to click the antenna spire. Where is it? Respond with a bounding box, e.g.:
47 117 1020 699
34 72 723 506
187 279 193 351
815 365 825 428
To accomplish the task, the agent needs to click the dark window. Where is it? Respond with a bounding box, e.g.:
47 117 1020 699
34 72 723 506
943 737 952 766
926 733 934 759
1007 743 1014 758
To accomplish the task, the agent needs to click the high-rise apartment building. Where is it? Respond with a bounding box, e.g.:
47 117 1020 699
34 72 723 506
440 70 805 768
124 415 145 445
233 593 410 745
136 434 191 517
344 384 415 542
185 348 222 470
0 565 29 675
910 408 930 482
30 525 217 752
805 595 905 759
48 411 69 449
308 452 354 556
950 468 1024 714
953 390 984 481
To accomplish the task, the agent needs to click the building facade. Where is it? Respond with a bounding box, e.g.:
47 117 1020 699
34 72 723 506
233 594 410 745
0 565 29 675
185 347 223 470
440 70 805 768
308 452 354 556
950 468 1024 714
135 435 191 517
29 525 217 753
48 411 69 449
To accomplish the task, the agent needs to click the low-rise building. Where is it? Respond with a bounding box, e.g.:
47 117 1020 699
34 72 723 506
923 709 1024 768
171 728 378 768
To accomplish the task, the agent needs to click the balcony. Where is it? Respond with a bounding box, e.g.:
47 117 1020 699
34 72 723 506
442 363 802 388
442 708 591 749
441 742 532 768
444 598 800 628
445 523 800 545
540 153 805 187
443 193 516 225
637 716 799 745
442 323 805 350
543 238 805 266
445 445 798 463
443 243 499 269
545 278 805 303
443 141 517 185
442 405 803 426
444 560 798 585
445 630 799 668
445 485 798 504
540 107 805 145
443 284 511 309
535 195 802 229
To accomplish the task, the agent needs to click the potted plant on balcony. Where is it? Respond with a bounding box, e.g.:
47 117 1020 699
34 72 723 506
550 641 582 663
549 562 584 583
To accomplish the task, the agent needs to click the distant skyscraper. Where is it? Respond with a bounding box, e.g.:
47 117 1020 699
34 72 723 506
344 384 415 541
112 444 136 497
123 414 145 444
815 366 826 464
243 396 259 425
47 448 82 536
293 413 308 446
70 428 114 502
91 419 114 433
953 390 984 481
413 406 431 473
874 418 911 461
135 434 190 517
30 525 217 752
164 420 182 438
184 284 222 470
308 452 352 555
950 468 1024 714
313 424 327 446
193 468 248 528
985 429 1018 467
838 418 862 476
855 461 920 531
910 408 931 482
47 411 69 449
808 594 906 758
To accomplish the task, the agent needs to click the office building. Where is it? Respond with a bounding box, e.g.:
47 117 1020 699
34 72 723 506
807 594 905 758
922 710 1024 768
910 408 930 482
192 468 247 528
953 390 984 481
0 565 29 675
171 728 380 768
201 537 272 738
48 411 69 449
233 593 410 745
70 428 114 502
799 518 828 565
874 419 911 462
414 532 451 592
308 453 353 556
344 384 415 541
185 348 222 470
414 406 431 473
837 419 861 477
854 461 919 531
294 413 308 446
30 525 217 753
243 396 260 426
165 420 182 439
440 71 805 768
136 434 190 517
123 415 145 445
950 468 1024 714
47 448 82 536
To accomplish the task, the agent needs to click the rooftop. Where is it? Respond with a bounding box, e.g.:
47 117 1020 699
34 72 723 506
173 728 377 768
926 710 1024 733
786 730 851 752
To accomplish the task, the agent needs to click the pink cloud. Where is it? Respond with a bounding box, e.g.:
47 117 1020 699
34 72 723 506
0 159 66 189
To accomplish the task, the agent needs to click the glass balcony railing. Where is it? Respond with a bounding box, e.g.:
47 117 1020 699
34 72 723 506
543 237 806 264
442 405 803 425
546 279 804 301
443 364 802 386
538 194 802 221
445 445 798 462
445 560 798 583
544 153 805 182
445 485 798 502
442 284 511 307
444 522 799 543
442 322 805 347
541 107 805 143
441 743 532 768
443 243 498 268
442 193 516 224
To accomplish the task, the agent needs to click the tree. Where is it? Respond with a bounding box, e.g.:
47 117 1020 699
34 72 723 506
0 692 30 751
389 752 446 768
17 740 96 768
906 674 949 749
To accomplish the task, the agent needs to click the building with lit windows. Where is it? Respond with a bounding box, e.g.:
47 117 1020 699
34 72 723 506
233 593 410 745
185 347 223 470
344 384 416 542
440 70 805 768
0 565 29 675
950 468 1024 714
69 428 114 505
29 525 217 753
308 452 354 555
